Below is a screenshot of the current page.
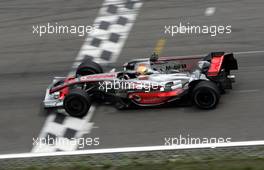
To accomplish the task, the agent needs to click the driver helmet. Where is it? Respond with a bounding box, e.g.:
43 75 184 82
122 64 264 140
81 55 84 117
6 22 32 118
150 52 159 62
136 63 149 75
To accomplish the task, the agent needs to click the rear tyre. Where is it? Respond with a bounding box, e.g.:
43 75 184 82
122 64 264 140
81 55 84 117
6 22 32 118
63 89 91 118
76 59 103 77
192 81 220 109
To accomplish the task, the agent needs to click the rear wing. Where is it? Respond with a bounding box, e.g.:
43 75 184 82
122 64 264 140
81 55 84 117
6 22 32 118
124 52 238 74
153 52 238 76
204 52 238 76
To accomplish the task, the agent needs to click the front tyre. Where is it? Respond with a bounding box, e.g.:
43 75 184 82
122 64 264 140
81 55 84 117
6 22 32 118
63 89 91 118
192 81 220 109
76 59 103 77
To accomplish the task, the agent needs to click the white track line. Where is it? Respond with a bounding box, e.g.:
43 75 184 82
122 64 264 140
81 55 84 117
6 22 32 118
235 89 260 93
2 140 264 159
234 50 264 55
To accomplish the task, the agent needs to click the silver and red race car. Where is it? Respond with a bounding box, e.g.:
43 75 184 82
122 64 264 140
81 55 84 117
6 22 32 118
44 52 238 117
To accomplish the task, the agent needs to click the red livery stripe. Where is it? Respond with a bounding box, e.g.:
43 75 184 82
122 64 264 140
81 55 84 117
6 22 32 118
128 89 183 104
207 55 224 76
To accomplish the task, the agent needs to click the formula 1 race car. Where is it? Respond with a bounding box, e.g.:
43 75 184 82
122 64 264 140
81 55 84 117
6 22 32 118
44 52 238 117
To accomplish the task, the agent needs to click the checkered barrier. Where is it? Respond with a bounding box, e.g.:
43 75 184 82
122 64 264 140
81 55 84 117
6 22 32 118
1 144 264 169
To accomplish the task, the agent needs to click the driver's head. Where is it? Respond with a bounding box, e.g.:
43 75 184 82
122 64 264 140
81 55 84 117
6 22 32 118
150 52 159 62
136 64 148 75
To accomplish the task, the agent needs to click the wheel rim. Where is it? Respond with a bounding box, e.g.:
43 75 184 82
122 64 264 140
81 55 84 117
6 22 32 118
195 89 216 108
66 97 86 115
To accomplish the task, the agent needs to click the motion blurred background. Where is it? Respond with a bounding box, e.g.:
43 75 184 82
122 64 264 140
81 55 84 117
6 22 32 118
0 0 263 155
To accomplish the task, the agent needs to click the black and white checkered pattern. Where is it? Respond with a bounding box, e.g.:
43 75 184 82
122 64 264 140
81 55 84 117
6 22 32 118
33 0 142 152
74 0 143 66
32 108 94 152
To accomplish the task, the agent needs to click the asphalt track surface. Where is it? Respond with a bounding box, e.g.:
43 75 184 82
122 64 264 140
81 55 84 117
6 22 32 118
0 0 264 154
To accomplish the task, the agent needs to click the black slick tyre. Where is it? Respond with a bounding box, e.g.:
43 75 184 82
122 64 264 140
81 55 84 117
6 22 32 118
63 89 91 118
76 59 103 77
192 81 220 109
